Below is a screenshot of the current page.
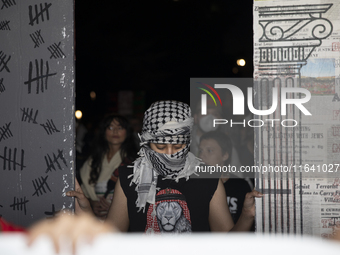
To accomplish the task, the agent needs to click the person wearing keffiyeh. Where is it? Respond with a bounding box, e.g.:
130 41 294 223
129 100 201 213
104 100 263 232
24 101 261 252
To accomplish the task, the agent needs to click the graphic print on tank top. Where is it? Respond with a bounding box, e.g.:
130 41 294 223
145 188 192 233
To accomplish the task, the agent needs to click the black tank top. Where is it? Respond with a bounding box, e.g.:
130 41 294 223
119 165 218 232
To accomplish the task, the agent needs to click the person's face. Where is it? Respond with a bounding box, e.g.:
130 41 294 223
199 138 228 166
150 143 186 155
105 119 127 147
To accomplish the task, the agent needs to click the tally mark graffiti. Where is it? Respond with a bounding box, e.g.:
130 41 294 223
10 196 29 215
0 146 25 171
1 0 16 10
32 175 51 197
48 42 65 59
0 122 13 142
21 108 60 135
44 204 56 219
0 20 10 30
29 29 44 48
28 2 52 26
44 149 67 173
0 51 11 73
40 119 60 135
21 108 38 124
23 59 57 94
0 78 5 94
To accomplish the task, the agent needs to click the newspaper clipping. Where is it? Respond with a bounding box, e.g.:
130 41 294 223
254 0 340 237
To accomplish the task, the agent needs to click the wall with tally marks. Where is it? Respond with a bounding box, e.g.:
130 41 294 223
0 0 75 227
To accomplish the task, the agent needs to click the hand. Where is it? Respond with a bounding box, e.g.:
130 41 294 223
66 179 92 215
91 200 109 220
230 189 263 232
242 189 263 218
99 196 111 211
27 213 116 254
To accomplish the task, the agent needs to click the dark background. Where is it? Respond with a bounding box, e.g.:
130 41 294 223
75 0 253 123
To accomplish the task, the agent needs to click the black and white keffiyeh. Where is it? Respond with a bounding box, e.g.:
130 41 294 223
130 101 200 211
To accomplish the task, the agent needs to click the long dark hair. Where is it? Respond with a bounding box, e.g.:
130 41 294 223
89 114 138 184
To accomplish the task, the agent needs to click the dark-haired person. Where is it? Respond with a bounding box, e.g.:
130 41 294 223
80 114 138 219
199 131 252 226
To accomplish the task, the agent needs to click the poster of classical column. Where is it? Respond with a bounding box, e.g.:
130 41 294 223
254 0 340 237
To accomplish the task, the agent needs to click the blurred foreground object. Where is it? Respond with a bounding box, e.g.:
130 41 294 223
27 213 116 254
0 232 340 255
0 218 26 233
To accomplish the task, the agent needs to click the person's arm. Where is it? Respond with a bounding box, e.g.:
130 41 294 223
209 179 263 232
334 229 340 241
67 185 110 219
66 178 93 216
105 178 129 231
209 179 235 232
231 189 263 232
